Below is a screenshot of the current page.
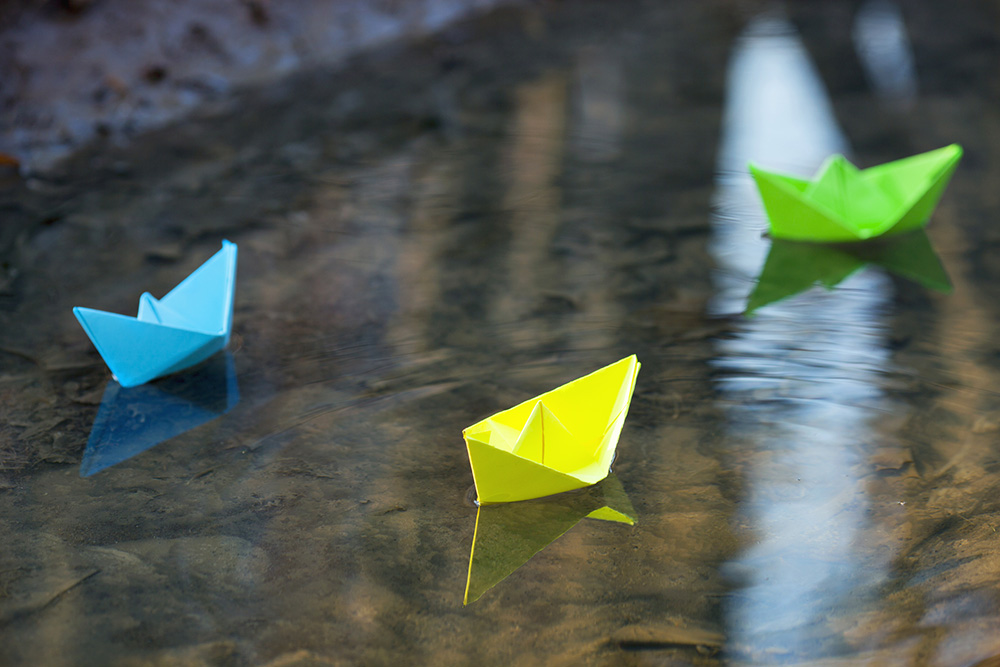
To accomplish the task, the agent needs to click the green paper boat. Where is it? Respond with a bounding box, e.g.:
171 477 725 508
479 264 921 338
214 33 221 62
746 230 951 314
464 474 635 604
749 144 962 242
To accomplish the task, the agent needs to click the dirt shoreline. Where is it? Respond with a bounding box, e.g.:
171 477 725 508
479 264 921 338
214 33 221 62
0 0 514 173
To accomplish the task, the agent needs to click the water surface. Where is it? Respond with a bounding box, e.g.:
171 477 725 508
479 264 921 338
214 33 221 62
2 2 1000 665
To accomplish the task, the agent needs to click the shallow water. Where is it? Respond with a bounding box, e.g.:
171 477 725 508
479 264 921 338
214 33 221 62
3 1 1000 665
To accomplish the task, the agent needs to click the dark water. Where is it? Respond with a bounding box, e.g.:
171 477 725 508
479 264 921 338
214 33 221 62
3 1 1000 665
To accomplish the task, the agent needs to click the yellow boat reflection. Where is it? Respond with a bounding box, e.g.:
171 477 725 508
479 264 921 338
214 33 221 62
464 474 636 604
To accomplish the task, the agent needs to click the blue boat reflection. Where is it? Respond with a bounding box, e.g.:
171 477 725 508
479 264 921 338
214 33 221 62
464 474 635 604
746 230 951 315
80 352 239 477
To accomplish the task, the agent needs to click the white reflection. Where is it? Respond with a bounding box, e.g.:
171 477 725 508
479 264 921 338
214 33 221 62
713 13 894 662
571 47 624 163
852 0 918 107
712 15 848 303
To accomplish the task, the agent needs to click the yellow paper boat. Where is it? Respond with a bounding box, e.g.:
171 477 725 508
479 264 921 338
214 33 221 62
462 355 640 504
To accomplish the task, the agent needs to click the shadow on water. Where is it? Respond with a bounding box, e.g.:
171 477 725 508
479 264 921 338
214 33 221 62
80 352 239 477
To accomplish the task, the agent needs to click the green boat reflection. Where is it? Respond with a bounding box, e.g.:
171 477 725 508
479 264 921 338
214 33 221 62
80 352 239 477
746 229 951 314
464 474 636 604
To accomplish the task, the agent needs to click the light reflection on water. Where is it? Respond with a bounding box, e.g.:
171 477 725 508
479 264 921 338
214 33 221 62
712 13 902 662
852 0 918 108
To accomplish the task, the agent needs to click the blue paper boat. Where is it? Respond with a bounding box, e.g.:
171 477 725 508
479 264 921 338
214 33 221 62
74 241 237 387
80 351 240 477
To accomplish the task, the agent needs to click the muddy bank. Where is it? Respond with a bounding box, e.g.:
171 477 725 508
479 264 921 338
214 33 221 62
0 0 514 172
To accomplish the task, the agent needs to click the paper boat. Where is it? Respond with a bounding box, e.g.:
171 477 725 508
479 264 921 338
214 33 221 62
80 351 240 477
74 241 237 387
464 474 635 604
746 230 951 314
462 355 640 504
749 144 962 242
